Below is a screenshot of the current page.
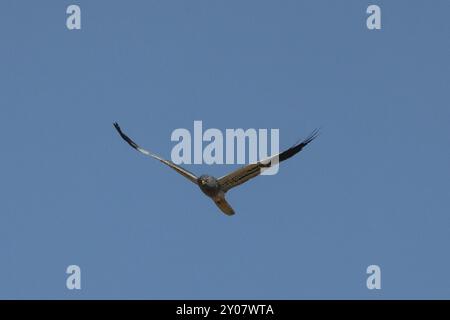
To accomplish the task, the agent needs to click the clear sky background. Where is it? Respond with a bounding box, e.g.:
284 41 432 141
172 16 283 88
1 0 449 299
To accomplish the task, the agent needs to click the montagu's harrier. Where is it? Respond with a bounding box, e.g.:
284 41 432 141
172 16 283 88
113 122 318 216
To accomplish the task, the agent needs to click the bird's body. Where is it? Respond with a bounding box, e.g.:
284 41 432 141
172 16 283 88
113 122 318 216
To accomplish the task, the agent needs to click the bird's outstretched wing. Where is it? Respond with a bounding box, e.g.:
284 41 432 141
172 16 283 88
113 122 198 184
218 129 319 192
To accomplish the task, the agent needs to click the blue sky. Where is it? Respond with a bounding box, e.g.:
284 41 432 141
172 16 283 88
0 0 449 299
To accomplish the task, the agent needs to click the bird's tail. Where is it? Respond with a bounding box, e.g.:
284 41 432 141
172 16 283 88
213 195 235 216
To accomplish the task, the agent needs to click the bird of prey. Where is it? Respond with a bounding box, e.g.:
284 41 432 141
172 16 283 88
113 122 318 216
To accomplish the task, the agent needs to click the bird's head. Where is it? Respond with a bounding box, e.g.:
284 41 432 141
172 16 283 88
197 175 220 197
199 175 209 186
198 175 219 188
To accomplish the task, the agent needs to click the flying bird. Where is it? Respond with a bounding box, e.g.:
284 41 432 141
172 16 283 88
113 122 318 216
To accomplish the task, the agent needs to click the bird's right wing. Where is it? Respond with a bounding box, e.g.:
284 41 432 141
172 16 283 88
218 129 319 192
113 122 198 185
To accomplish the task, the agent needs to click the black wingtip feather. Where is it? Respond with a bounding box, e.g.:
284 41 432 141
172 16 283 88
279 128 319 162
302 128 320 146
113 122 140 150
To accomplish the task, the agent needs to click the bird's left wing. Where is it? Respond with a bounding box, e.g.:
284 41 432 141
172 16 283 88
113 122 198 184
218 129 319 192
